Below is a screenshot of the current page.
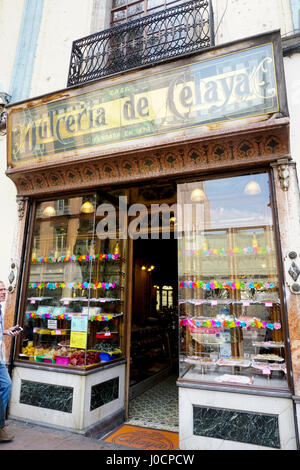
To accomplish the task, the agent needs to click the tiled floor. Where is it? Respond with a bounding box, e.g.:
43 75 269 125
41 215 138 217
126 374 179 432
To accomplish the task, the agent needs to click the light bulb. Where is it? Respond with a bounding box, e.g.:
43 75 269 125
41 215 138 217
244 181 261 195
80 201 94 213
42 206 56 217
191 188 206 202
114 242 120 255
252 233 259 249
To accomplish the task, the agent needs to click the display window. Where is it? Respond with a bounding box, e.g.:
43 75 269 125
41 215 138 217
178 172 289 389
18 191 127 369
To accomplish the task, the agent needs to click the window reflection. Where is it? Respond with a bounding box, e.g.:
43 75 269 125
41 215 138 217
20 193 126 369
178 173 287 389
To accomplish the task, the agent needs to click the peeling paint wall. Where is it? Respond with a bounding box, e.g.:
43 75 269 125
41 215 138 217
284 53 300 178
212 0 294 44
30 0 95 97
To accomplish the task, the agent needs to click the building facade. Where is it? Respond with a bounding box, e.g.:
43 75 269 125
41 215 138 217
1 0 300 450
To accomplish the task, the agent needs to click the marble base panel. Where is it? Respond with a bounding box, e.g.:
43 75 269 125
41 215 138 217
9 364 125 432
295 401 300 442
179 386 297 450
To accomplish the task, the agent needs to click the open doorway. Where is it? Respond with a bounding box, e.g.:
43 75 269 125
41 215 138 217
127 184 179 431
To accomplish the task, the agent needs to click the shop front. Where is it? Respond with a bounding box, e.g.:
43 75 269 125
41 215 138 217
4 30 300 449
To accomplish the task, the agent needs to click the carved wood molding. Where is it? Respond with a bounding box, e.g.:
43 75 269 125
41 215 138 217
8 126 290 196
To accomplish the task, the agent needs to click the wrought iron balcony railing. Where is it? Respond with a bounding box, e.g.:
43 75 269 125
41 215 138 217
67 0 214 87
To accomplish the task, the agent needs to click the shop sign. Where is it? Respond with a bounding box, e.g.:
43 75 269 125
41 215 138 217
9 43 279 167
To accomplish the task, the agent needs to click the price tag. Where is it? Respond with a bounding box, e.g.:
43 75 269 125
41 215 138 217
262 367 271 375
64 300 70 305
243 301 250 307
30 299 36 304
48 320 57 330
211 300 218 306
105 332 111 336
265 302 273 307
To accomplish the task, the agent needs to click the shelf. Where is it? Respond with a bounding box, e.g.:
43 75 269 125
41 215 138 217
33 329 69 335
59 297 121 303
96 332 118 338
184 356 286 372
252 342 284 349
253 354 284 362
184 357 217 367
179 300 280 306
26 312 123 321
180 316 282 330
217 358 251 367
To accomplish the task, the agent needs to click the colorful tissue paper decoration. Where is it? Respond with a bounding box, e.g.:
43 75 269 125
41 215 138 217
179 246 272 257
180 318 281 330
26 311 73 321
179 281 276 290
26 312 115 321
28 282 116 290
31 253 119 264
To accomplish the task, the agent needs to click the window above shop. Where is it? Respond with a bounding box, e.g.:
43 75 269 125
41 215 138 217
111 0 186 26
290 0 300 33
67 0 214 86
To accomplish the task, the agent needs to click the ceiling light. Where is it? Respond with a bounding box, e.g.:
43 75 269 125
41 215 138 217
191 188 206 202
42 206 56 217
244 181 261 195
80 201 94 213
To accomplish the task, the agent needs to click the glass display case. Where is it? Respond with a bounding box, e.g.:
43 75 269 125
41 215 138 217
178 172 288 389
18 192 127 369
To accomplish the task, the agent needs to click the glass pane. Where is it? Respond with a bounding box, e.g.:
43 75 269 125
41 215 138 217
19 191 126 369
178 173 287 389
113 0 127 8
91 190 127 362
148 0 164 8
113 9 126 21
128 1 144 17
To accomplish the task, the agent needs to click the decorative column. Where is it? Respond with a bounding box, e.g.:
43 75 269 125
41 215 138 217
271 159 300 394
3 196 30 364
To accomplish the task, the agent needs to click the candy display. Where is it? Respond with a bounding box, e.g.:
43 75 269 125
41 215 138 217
179 280 276 290
20 235 125 368
180 317 282 330
179 246 272 257
28 281 117 290
32 253 120 263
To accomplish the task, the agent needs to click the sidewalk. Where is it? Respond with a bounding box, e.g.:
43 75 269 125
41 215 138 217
0 419 133 450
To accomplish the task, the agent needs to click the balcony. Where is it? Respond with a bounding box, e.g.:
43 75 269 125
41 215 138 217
67 0 214 87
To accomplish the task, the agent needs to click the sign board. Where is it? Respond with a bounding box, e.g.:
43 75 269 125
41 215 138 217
70 314 88 349
70 331 87 349
71 315 88 333
7 32 286 169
